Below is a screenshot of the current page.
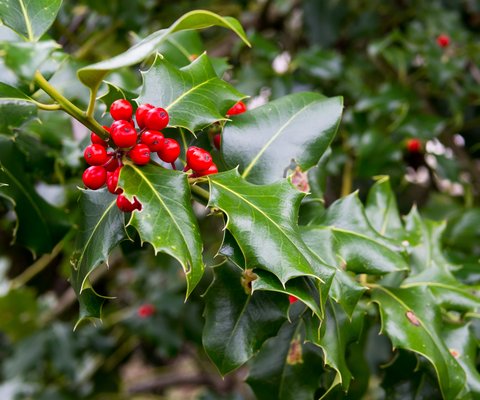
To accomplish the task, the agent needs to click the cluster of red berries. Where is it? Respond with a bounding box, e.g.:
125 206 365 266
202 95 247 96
81 98 224 212
212 100 247 150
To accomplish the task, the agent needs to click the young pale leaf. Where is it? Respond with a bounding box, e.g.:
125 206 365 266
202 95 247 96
208 170 333 285
443 324 480 398
0 0 62 41
70 189 127 325
0 135 69 256
371 285 465 399
119 164 204 296
307 300 364 391
247 316 324 400
222 92 343 184
136 53 245 133
365 176 405 239
77 10 250 89
203 262 288 375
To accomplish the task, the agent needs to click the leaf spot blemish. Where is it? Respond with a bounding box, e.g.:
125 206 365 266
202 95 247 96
286 336 303 365
449 348 460 358
405 310 420 326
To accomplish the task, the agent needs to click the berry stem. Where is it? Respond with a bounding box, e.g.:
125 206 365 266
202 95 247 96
33 70 109 139
86 82 100 118
190 184 210 203
171 162 177 170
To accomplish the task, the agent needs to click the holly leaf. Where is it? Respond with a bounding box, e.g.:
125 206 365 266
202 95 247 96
0 134 69 256
203 262 288 375
219 231 328 319
371 285 465 399
78 10 250 89
208 170 333 286
365 176 405 240
443 324 480 398
70 189 127 326
136 53 245 132
222 92 343 184
0 0 62 41
119 163 204 296
307 300 364 391
247 315 324 400
301 226 367 317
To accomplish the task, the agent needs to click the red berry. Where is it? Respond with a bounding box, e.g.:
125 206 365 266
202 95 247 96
144 107 169 131
137 303 155 318
104 154 120 172
406 138 422 153
135 103 155 129
436 34 450 48
90 132 108 147
116 194 142 212
111 124 138 148
227 101 247 116
186 146 213 172
196 163 218 177
110 99 133 121
82 166 107 190
128 144 151 165
213 134 221 150
157 138 180 163
107 167 123 194
84 144 109 166
289 295 298 304
141 130 165 151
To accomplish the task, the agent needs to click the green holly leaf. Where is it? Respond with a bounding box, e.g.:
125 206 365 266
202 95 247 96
208 170 333 286
119 163 204 296
203 262 288 375
371 285 465 399
365 176 405 239
443 324 480 398
136 53 245 133
247 315 324 400
78 10 250 89
307 300 364 391
301 226 366 317
70 189 127 326
97 82 138 111
0 83 38 134
219 231 330 319
0 134 69 256
222 92 343 184
0 0 62 41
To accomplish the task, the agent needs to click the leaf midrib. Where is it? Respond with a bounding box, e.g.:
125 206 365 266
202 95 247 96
18 0 34 41
241 99 317 179
212 179 315 281
77 198 117 291
129 165 192 263
166 76 216 111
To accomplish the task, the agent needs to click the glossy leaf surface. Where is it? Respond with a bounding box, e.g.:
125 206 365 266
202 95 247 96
203 263 288 375
137 53 245 132
70 189 127 325
120 163 204 296
0 0 62 41
372 285 465 399
208 170 332 285
222 92 343 184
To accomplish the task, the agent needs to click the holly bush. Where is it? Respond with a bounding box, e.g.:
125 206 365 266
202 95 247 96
0 0 479 399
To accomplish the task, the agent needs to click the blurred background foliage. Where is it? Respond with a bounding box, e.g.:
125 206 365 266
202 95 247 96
1 0 480 398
